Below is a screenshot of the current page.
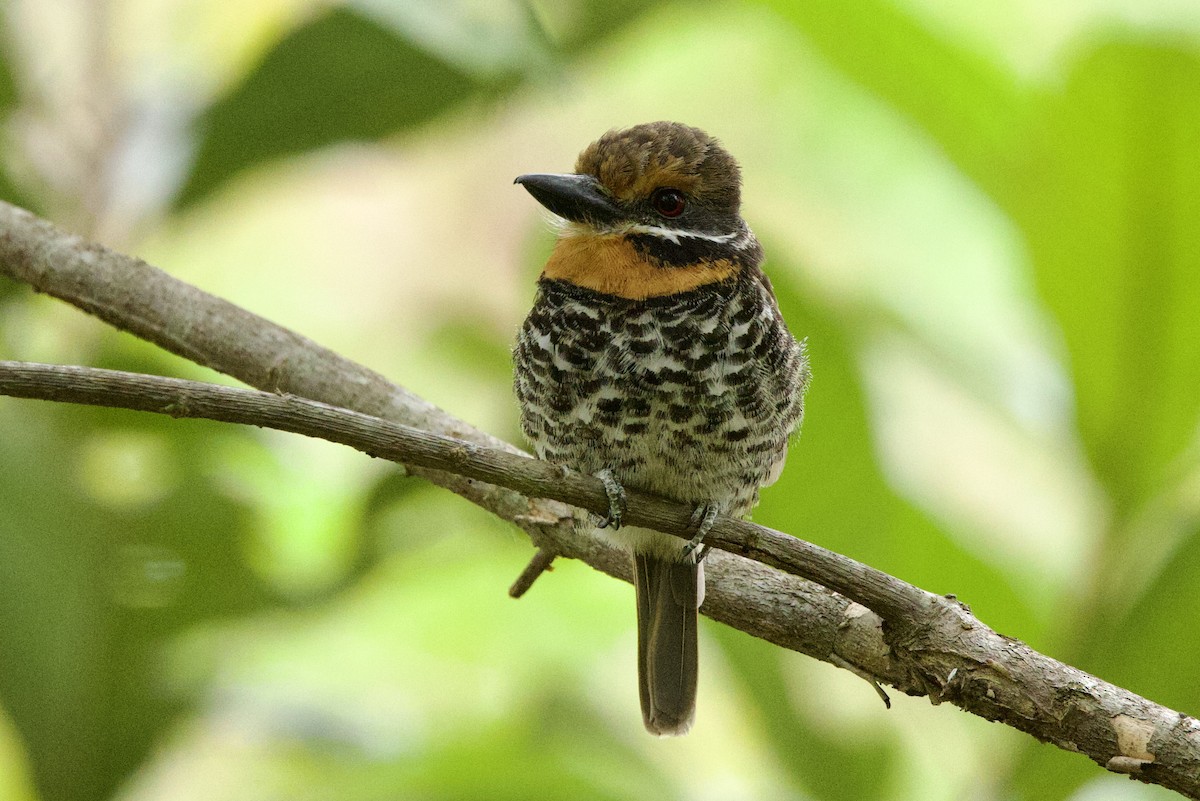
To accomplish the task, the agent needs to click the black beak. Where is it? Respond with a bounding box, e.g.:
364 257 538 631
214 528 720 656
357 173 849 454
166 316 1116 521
514 173 622 227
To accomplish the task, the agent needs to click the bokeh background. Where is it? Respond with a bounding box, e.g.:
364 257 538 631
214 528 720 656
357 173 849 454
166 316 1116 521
2 1 1199 799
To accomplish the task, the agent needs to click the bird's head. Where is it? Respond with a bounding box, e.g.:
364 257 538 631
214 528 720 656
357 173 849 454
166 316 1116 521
516 122 762 300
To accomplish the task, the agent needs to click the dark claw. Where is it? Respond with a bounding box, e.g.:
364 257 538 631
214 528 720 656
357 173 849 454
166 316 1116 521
595 469 627 530
681 503 718 559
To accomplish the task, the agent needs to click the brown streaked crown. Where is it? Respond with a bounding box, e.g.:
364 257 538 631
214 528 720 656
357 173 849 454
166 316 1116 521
516 122 760 300
575 121 742 213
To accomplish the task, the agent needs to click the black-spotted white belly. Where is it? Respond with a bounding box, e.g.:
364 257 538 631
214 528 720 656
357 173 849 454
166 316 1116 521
514 271 805 519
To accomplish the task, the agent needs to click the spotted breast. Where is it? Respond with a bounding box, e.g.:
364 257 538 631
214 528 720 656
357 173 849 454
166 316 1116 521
515 267 804 528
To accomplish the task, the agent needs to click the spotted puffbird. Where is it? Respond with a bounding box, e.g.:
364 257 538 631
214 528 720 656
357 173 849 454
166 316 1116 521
513 121 810 736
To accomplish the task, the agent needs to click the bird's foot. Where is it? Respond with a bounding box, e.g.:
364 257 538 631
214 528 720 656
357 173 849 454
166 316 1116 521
594 469 627 530
681 503 718 561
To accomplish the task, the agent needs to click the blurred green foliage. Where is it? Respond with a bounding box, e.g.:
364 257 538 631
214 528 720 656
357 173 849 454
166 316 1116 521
177 8 480 208
1018 42 1200 515
2 2 1199 801
0 40 32 215
0 357 274 801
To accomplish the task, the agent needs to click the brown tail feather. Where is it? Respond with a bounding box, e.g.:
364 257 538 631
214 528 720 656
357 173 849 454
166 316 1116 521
634 552 700 736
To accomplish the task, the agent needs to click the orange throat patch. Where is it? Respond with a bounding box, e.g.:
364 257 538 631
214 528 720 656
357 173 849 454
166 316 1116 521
541 234 737 300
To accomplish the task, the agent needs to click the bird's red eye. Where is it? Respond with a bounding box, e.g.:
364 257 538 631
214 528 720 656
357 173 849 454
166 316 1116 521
651 188 686 218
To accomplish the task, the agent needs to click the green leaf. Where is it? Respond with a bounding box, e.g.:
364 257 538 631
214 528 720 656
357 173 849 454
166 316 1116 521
537 0 672 56
765 6 1200 515
0 45 16 111
175 7 478 208
758 0 1029 205
1014 40 1200 513
0 42 35 211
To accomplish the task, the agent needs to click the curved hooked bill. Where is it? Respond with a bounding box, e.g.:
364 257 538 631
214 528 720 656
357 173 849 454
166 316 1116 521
515 173 744 247
514 173 622 228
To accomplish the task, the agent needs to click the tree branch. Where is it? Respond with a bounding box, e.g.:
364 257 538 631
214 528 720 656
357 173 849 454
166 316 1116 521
0 360 927 617
2 201 1198 797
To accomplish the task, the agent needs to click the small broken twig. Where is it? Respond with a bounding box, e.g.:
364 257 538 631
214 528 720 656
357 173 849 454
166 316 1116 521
509 548 558 598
